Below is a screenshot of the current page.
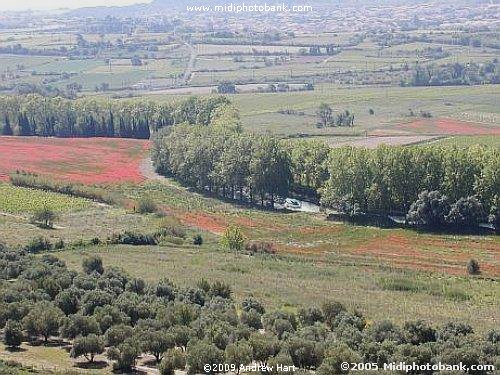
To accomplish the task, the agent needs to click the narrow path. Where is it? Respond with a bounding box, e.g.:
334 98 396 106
180 42 197 85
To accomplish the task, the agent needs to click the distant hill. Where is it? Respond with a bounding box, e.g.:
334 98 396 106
66 0 489 18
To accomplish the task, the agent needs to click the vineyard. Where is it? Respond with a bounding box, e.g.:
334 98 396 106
0 184 90 214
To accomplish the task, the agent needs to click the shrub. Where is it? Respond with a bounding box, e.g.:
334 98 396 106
407 190 450 228
298 306 324 326
24 236 52 253
242 297 265 314
136 198 157 214
245 241 276 255
186 341 224 375
53 239 65 250
240 309 263 330
224 341 252 373
159 348 186 375
317 342 361 374
31 206 57 229
108 231 157 246
210 281 232 299
4 320 23 348
220 225 245 251
107 340 141 372
446 196 485 227
82 256 104 275
467 259 481 275
193 234 203 246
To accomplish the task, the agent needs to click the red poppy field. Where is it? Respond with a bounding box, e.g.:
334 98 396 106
0 136 150 184
392 118 500 136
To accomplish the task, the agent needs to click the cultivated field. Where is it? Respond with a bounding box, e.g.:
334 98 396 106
0 137 149 184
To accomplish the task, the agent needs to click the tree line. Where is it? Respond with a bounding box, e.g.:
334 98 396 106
0 95 230 139
152 123 292 207
404 60 499 87
321 145 499 218
153 121 499 231
1 242 499 374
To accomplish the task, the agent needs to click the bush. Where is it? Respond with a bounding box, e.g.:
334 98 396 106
24 236 52 253
245 241 276 255
108 231 157 246
407 190 450 228
186 341 224 375
193 234 203 246
4 320 23 348
82 256 104 275
107 340 140 372
53 239 65 250
31 206 57 229
159 348 186 375
446 196 485 227
220 225 245 251
136 198 157 214
317 342 361 374
467 259 480 275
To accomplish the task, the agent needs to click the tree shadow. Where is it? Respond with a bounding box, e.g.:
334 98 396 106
75 360 108 370
5 346 26 353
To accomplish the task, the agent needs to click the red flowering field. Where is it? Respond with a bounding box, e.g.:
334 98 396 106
391 118 500 135
0 136 150 184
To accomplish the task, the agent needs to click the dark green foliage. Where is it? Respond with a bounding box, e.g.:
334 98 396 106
24 236 52 253
317 342 361 374
153 124 292 206
108 231 157 246
140 330 175 362
322 145 498 220
54 288 81 315
321 301 346 329
446 196 485 226
437 322 474 341
159 348 186 375
286 335 324 369
22 301 64 343
365 320 403 344
407 190 450 228
467 259 481 275
249 332 280 364
210 281 232 299
31 207 57 229
136 198 157 214
193 234 203 246
403 320 436 344
61 314 100 339
107 339 141 372
0 94 229 139
224 341 252 374
186 340 224 375
70 334 105 363
0 238 496 374
240 309 263 330
242 297 265 314
405 60 498 87
82 255 104 275
298 306 324 326
3 319 23 348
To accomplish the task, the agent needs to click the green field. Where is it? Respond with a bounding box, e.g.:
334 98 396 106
0 184 90 214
